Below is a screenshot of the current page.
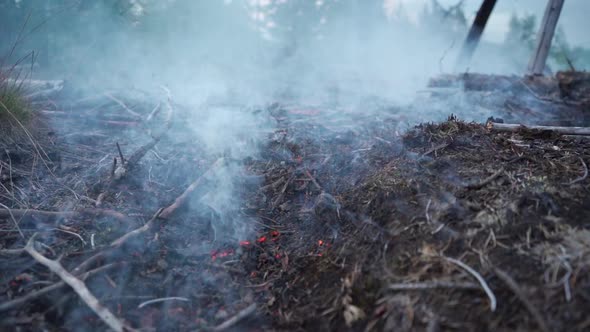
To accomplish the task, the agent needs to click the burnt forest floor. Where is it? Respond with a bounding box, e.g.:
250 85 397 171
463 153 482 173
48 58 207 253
1 80 590 332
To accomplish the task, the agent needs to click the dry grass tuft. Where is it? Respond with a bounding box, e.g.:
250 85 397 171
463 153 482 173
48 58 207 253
0 71 32 124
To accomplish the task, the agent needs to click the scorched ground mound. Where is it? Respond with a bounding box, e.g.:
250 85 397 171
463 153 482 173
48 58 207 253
0 82 589 331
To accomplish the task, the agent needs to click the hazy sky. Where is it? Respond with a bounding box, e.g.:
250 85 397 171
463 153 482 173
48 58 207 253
389 0 590 46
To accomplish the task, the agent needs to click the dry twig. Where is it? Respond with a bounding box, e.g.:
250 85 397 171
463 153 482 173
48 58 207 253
105 93 142 120
0 207 132 224
488 122 590 136
0 202 24 239
465 167 504 190
564 157 588 185
388 281 480 291
74 209 163 274
159 158 225 219
0 263 122 313
137 297 189 309
213 303 256 331
24 234 130 332
444 256 497 312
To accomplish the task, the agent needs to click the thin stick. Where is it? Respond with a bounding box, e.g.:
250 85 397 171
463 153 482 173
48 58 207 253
137 297 189 309
146 102 161 122
489 122 590 136
54 228 87 246
0 248 25 256
304 168 322 191
444 256 497 312
159 159 224 219
24 235 129 332
116 142 125 164
104 93 173 184
388 281 480 290
74 209 164 274
105 93 142 119
0 202 24 239
492 267 551 332
465 167 504 190
213 303 256 331
564 157 588 185
111 208 163 247
0 207 133 224
0 262 122 313
111 157 117 177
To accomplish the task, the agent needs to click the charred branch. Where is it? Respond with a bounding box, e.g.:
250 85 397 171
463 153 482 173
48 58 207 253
23 234 131 332
488 123 590 136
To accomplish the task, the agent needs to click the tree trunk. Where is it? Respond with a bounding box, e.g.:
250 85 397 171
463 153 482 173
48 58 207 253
455 0 498 71
527 0 565 76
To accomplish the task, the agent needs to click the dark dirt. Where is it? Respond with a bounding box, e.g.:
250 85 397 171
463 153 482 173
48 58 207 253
1 73 589 332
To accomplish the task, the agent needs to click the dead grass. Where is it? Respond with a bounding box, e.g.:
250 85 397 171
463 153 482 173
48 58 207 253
0 75 32 124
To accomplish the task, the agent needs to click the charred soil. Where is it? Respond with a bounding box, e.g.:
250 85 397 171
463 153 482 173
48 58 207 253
0 78 589 331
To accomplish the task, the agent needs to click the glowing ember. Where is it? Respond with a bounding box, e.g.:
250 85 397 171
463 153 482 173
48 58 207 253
271 230 280 237
318 240 324 246
239 240 251 246
211 249 234 261
257 236 267 243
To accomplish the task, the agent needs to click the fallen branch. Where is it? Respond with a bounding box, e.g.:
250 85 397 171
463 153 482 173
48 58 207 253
24 234 130 332
0 262 122 313
488 122 590 136
159 158 225 219
492 267 551 332
73 209 163 275
98 87 174 193
111 208 163 247
444 256 497 312
213 303 256 331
